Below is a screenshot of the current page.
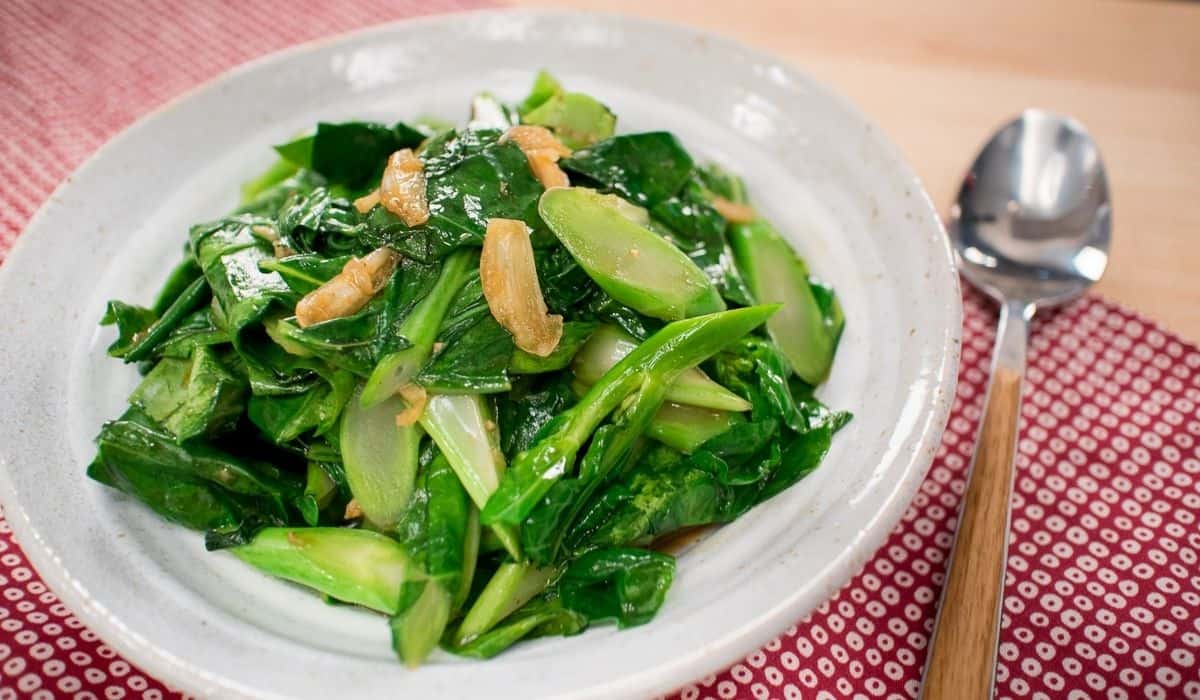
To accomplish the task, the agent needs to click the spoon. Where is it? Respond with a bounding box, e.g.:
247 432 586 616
922 109 1111 700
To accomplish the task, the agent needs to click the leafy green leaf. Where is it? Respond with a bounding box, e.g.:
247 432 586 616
274 135 314 169
652 179 754 306
495 374 578 458
557 548 674 627
88 408 298 543
156 307 231 359
276 188 365 257
189 215 294 334
248 368 354 443
418 315 514 394
305 121 424 187
100 301 157 358
561 132 695 206
130 347 247 442
102 276 211 363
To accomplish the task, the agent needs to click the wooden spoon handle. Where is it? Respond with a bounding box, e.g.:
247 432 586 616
922 302 1029 700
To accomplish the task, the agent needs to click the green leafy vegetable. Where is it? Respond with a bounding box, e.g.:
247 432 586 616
233 527 415 613
89 409 297 545
90 81 848 667
305 121 425 187
362 249 475 406
130 347 246 442
558 548 674 627
419 393 521 561
571 324 749 412
523 92 616 150
561 132 694 206
389 453 474 665
453 562 556 646
481 304 778 527
539 187 725 320
340 385 423 530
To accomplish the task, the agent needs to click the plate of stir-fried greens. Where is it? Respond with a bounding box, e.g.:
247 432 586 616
0 11 961 699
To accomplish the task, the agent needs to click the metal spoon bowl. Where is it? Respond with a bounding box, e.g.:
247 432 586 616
951 109 1111 310
922 109 1111 700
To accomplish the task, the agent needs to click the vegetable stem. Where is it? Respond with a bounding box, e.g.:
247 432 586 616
362 249 475 407
339 385 423 530
232 528 414 614
453 562 556 646
572 325 751 412
730 221 838 384
481 304 779 526
539 187 725 320
420 393 522 560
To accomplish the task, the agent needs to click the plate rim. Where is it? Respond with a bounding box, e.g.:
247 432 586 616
0 8 962 698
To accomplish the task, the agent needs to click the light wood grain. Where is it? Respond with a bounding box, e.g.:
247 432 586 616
510 0 1200 340
921 366 1022 699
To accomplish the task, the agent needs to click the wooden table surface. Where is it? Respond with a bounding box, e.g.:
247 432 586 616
514 0 1200 340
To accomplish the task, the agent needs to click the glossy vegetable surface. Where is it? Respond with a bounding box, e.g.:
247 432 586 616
89 72 849 666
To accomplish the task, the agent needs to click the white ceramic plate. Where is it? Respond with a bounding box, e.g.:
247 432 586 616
0 10 960 699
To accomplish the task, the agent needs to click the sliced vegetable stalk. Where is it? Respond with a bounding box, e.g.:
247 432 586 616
451 548 674 659
518 70 563 117
453 562 557 646
232 527 415 614
390 580 452 667
340 385 423 530
240 157 299 204
540 187 725 321
419 393 522 560
572 324 750 412
297 460 344 526
469 93 518 130
389 454 472 666
151 257 205 316
481 304 779 527
448 597 586 660
456 507 482 611
362 249 476 406
729 220 839 384
646 402 744 454
522 92 616 150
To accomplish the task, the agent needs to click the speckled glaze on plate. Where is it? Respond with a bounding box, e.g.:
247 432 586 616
0 10 960 699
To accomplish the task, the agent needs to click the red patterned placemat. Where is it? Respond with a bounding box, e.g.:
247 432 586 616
2 3 1198 699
